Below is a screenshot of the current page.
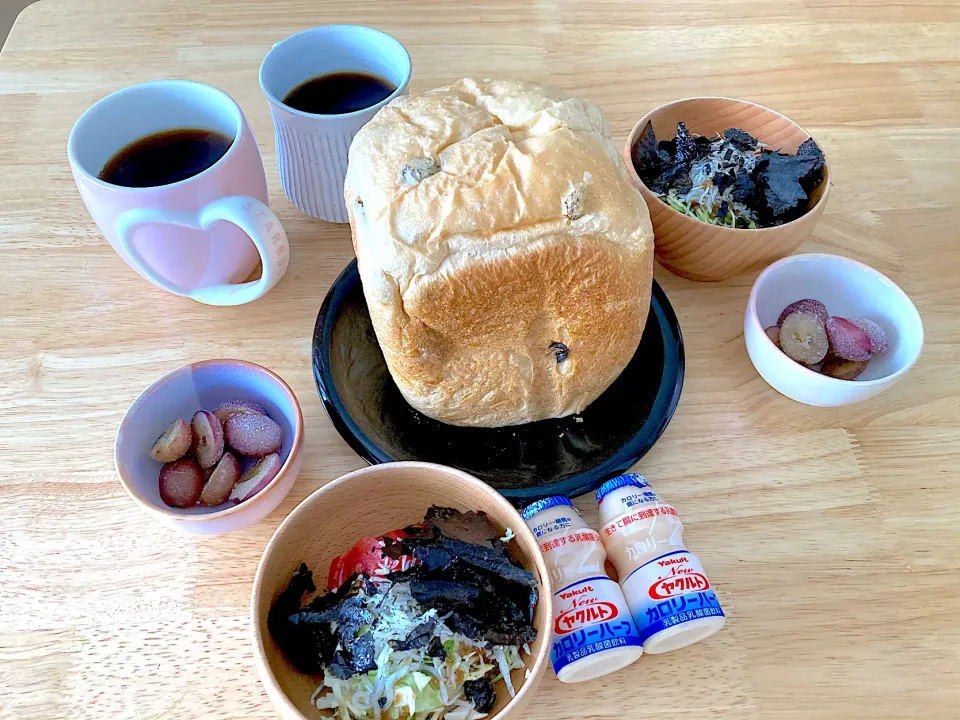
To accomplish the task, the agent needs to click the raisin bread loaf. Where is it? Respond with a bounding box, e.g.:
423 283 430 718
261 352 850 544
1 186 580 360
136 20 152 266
344 78 653 427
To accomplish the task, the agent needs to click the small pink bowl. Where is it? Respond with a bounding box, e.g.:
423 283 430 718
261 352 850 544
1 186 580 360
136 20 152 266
115 359 304 535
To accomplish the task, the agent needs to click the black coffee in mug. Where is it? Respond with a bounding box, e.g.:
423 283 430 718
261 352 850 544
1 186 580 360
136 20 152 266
98 128 233 188
282 71 396 115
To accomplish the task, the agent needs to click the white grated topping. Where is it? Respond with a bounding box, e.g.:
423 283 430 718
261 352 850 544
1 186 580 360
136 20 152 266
311 579 527 719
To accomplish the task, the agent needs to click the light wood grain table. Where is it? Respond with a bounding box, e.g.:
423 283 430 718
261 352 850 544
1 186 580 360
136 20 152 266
1 1 958 718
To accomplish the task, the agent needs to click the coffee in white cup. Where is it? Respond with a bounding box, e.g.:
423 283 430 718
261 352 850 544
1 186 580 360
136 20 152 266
259 25 412 223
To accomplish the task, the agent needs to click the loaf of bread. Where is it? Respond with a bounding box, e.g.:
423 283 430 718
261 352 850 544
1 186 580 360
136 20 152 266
344 78 654 427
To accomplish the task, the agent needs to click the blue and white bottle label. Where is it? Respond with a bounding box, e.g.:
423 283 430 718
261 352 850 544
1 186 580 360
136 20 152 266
621 550 725 643
550 576 643 675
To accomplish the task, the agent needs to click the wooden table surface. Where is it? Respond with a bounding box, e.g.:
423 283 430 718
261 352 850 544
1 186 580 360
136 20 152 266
2 0 959 717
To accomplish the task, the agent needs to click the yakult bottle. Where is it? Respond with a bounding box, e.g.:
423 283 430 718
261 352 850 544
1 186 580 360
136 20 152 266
596 474 725 654
522 496 643 683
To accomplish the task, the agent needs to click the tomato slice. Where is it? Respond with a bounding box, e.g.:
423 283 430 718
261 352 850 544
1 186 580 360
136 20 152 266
326 528 419 591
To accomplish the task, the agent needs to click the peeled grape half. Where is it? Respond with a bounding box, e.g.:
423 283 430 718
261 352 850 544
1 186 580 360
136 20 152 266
779 310 829 365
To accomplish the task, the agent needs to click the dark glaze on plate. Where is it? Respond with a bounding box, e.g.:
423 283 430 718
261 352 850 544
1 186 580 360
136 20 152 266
312 260 684 503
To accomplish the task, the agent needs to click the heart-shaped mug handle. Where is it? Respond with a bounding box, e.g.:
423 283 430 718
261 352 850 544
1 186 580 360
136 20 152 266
115 196 289 306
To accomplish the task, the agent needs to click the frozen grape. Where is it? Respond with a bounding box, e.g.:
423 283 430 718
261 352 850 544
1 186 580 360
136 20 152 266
779 311 829 365
777 299 829 327
159 457 204 508
199 452 241 506
224 412 283 458
851 317 889 355
229 453 282 503
149 418 191 463
213 400 266 425
764 326 781 347
821 357 870 381
191 410 225 469
826 317 873 362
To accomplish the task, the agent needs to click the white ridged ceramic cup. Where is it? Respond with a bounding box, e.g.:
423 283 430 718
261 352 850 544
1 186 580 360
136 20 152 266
259 26 411 223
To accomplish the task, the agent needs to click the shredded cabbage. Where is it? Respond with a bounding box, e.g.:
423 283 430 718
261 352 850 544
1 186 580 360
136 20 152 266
657 136 763 229
313 578 527 719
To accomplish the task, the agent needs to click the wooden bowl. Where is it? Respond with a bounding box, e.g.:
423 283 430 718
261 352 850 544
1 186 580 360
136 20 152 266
623 97 831 282
251 462 553 720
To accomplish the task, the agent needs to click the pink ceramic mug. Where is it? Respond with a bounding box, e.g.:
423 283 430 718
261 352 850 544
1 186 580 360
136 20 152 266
68 80 289 306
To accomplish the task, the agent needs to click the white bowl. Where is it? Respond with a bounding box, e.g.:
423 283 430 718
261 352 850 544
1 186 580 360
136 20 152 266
745 254 923 406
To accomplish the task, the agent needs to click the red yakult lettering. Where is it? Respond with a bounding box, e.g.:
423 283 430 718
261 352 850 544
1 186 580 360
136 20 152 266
649 572 710 599
555 601 619 634
559 585 592 600
658 556 688 566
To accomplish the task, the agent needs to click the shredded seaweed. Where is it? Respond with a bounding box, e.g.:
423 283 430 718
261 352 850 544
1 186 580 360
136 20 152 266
634 121 825 228
268 507 538 719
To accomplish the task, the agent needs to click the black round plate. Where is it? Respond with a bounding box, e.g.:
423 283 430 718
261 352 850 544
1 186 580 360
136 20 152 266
312 260 684 503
